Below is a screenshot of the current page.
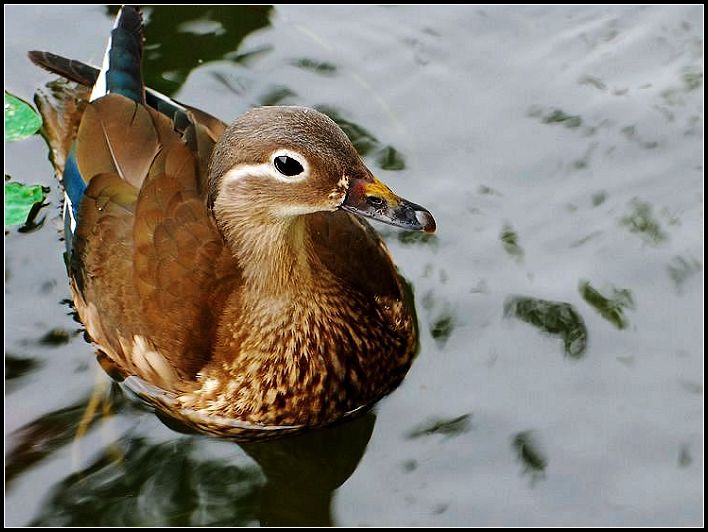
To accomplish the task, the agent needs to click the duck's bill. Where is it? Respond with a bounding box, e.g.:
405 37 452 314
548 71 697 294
340 176 436 233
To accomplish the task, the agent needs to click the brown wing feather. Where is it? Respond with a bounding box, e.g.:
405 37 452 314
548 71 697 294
130 107 238 379
133 176 233 378
184 106 227 142
34 79 91 175
68 173 182 385
71 95 237 388
76 95 159 188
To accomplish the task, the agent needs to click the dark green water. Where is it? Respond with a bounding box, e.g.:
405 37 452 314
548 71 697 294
5 5 703 526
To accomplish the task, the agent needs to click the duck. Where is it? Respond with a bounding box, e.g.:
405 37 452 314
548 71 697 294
29 6 435 437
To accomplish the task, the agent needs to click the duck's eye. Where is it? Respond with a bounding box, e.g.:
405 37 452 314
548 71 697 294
274 155 304 177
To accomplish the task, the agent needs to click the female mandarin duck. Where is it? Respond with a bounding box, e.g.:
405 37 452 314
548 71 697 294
30 6 435 437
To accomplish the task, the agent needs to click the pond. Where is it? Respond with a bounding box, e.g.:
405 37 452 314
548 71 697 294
5 5 703 526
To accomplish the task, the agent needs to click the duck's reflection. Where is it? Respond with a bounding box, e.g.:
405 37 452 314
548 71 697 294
241 412 376 526
15 385 375 526
158 407 377 526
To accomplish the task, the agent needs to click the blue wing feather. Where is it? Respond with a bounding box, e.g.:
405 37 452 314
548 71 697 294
62 145 86 246
105 6 144 103
63 145 86 220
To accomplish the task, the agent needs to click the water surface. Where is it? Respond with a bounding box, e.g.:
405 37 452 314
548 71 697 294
5 5 703 526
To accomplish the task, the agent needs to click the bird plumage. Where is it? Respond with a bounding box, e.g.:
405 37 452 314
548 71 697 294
31 6 433 438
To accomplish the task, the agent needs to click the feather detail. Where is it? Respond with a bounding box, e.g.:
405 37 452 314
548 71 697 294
29 7 421 436
28 50 98 87
33 79 90 176
91 6 145 103
76 94 159 188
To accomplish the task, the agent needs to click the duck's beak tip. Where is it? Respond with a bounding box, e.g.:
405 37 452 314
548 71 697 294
415 207 437 233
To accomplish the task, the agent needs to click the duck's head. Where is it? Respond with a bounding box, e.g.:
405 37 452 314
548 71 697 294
208 106 436 235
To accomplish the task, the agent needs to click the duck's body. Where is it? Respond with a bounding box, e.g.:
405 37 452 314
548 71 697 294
31 7 434 434
71 104 414 426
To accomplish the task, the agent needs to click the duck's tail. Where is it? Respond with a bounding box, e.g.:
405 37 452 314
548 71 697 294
30 6 146 247
30 5 225 248
31 6 145 103
91 5 145 103
28 50 99 87
29 6 209 135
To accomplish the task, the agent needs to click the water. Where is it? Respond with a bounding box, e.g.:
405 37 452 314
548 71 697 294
5 5 703 526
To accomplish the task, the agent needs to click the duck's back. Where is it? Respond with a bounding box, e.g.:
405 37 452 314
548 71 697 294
33 7 237 389
70 94 241 389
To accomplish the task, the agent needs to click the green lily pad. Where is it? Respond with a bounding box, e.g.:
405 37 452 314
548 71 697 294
5 181 46 226
4 91 42 141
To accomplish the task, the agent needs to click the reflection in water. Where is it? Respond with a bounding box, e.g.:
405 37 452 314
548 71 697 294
406 414 471 439
315 105 405 171
13 198 49 234
569 230 604 249
578 280 635 330
30 436 263 526
667 255 702 293
5 354 41 382
5 354 43 396
397 230 437 246
257 85 297 106
500 223 524 262
38 327 73 345
512 431 547 485
417 281 454 349
316 105 380 156
6 395 104 487
376 145 406 171
591 191 607 207
620 199 668 245
540 108 582 129
241 413 376 526
10 382 375 526
678 444 692 468
105 5 274 96
291 57 338 76
578 74 607 91
504 296 588 358
528 106 582 129
681 68 702 91
417 279 454 349
620 125 659 150
429 314 455 347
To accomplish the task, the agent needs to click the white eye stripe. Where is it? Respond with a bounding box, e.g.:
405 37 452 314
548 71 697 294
222 163 276 184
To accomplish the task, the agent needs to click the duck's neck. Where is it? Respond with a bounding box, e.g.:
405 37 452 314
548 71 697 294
219 209 321 298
